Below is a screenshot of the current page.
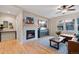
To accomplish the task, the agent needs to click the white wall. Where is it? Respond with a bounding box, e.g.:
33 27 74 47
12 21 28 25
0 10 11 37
5 9 49 43
22 11 48 42
0 14 16 30
0 7 48 43
16 11 24 43
48 12 79 36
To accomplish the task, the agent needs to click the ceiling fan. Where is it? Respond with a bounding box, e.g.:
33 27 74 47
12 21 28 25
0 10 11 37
56 5 75 14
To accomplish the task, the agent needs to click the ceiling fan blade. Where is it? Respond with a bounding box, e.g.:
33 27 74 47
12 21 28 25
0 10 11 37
56 11 62 14
68 9 75 11
68 5 74 8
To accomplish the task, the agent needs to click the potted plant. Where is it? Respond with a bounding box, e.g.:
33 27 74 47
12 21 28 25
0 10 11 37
56 31 61 37
0 24 4 31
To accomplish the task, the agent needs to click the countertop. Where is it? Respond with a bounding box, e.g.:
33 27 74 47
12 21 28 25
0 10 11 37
0 29 16 33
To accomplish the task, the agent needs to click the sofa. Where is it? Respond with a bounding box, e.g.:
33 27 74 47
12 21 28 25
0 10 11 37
68 41 79 54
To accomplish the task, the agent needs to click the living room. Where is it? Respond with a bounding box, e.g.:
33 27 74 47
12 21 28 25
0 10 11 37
0 5 79 54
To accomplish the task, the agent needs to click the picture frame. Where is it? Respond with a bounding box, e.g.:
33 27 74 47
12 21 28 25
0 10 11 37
9 23 13 29
24 17 34 24
38 20 47 28
3 21 8 28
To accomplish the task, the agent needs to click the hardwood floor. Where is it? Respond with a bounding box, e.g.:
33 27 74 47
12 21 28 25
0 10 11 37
0 40 26 54
23 40 58 54
0 40 58 54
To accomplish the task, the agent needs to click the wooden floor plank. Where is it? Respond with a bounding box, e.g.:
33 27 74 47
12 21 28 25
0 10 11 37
0 40 58 54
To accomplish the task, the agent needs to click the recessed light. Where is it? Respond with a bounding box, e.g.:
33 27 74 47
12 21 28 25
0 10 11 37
7 11 11 13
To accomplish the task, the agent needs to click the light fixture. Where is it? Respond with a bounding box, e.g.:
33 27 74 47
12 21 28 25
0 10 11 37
62 9 67 14
7 11 11 14
65 20 72 22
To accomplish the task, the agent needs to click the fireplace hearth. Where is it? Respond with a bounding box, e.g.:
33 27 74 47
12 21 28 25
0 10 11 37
26 30 35 39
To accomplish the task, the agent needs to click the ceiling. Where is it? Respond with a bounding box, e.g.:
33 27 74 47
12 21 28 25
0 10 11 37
0 5 79 19
0 5 20 16
18 5 79 18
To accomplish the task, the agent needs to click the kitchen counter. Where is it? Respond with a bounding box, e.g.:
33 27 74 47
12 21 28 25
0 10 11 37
0 30 16 42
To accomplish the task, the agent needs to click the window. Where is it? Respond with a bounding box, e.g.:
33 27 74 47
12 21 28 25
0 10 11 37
65 20 74 30
57 20 64 31
77 18 79 31
38 20 47 29
57 23 64 30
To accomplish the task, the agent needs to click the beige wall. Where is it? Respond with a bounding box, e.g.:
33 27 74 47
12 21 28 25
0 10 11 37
48 12 79 36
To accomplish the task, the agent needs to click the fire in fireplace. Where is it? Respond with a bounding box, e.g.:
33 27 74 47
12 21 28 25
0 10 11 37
26 30 35 39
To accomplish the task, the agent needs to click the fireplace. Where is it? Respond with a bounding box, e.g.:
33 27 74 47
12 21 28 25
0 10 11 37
26 30 35 39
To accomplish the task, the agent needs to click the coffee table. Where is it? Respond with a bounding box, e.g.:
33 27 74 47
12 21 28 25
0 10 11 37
49 37 65 49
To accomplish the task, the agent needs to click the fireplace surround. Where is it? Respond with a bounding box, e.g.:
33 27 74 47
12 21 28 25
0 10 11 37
26 30 35 39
